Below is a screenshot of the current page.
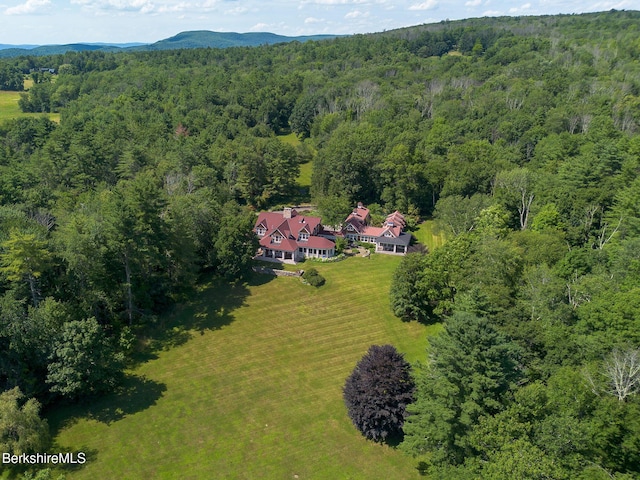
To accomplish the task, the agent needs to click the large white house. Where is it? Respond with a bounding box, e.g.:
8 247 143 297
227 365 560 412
254 208 336 263
341 203 412 255
253 203 411 264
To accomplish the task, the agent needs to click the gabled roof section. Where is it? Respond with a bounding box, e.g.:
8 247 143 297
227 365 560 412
343 203 371 233
254 210 324 241
385 211 406 229
361 226 384 237
270 223 289 239
344 203 408 240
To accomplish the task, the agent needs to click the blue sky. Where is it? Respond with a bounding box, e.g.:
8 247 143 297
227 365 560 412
0 0 636 45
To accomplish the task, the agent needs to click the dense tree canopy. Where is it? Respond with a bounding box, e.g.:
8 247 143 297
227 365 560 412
402 312 520 464
0 11 639 477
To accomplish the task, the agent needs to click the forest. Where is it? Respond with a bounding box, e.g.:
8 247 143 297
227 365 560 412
1 9 640 479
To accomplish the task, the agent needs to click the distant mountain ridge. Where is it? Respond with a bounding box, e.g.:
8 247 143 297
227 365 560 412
0 31 341 58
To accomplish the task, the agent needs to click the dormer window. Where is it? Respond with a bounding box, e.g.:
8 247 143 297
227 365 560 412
256 227 266 236
273 234 282 244
299 233 309 241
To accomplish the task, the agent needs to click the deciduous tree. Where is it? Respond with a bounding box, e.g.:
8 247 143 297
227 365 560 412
343 345 415 442
0 387 49 455
46 318 124 400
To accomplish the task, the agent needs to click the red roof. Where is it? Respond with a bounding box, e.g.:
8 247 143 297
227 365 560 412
301 236 335 249
385 211 406 229
362 226 385 237
255 211 322 238
259 236 298 252
343 204 370 234
342 203 406 239
255 210 335 252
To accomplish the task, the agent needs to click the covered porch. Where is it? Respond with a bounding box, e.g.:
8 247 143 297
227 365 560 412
256 247 297 264
375 233 411 255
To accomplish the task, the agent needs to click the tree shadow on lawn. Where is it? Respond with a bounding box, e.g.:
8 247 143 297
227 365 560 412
49 374 167 433
384 431 405 448
58 446 100 474
44 376 165 473
131 271 275 364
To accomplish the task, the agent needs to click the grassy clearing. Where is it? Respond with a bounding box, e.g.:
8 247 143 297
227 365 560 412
412 220 446 252
277 133 314 203
0 90 60 124
0 91 24 123
51 255 433 479
280 133 313 189
278 132 301 147
297 161 313 188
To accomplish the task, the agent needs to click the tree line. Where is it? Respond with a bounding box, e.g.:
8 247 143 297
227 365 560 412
0 9 639 478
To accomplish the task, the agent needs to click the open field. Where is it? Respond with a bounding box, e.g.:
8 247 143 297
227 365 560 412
0 90 60 124
297 161 313 189
0 91 24 123
412 220 446 252
50 255 434 479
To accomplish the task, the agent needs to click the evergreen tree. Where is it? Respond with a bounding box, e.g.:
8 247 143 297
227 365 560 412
402 312 520 465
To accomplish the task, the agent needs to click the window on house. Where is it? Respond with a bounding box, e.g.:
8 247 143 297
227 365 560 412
299 233 309 241
256 227 266 236
273 235 282 244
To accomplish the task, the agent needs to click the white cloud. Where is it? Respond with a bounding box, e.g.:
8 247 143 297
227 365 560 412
70 0 155 12
156 1 191 13
5 0 50 15
249 22 269 31
303 0 367 4
464 0 482 6
345 9 368 18
68 0 230 14
586 0 636 10
304 16 323 23
509 2 531 13
409 0 437 11
224 5 247 14
482 9 503 16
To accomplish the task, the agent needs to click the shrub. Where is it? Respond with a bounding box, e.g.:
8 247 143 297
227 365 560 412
302 267 325 286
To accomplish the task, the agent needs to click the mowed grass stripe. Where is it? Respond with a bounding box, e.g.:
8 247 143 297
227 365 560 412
52 255 426 479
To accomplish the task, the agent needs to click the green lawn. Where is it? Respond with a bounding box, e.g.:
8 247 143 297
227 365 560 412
297 161 313 189
0 91 24 123
50 255 433 479
412 220 446 252
279 133 313 189
277 132 301 147
0 90 60 124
